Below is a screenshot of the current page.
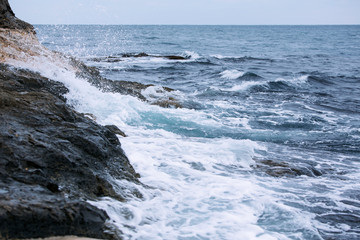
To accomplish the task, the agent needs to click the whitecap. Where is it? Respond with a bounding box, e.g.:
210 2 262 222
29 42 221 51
220 69 245 80
182 50 200 60
228 81 261 91
274 75 309 87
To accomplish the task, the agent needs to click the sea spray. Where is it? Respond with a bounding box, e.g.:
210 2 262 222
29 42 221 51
8 53 292 239
8 24 360 239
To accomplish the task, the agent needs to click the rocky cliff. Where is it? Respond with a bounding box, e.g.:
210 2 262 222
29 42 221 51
0 1 142 239
0 0 34 33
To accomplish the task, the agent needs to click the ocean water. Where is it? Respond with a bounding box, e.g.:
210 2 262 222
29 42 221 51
25 25 360 239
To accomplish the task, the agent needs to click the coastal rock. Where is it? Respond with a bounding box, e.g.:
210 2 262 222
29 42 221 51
105 125 127 138
0 1 178 238
72 58 182 108
121 52 188 60
0 63 142 239
254 159 322 178
0 0 34 33
0 183 109 239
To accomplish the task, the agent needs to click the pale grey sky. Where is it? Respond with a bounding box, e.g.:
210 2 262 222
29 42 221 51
10 0 360 25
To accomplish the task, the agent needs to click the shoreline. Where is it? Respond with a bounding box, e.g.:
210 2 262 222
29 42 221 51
13 237 101 240
1 0 142 239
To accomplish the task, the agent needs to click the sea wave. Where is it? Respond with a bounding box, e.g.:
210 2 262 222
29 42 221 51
211 54 274 62
220 69 245 80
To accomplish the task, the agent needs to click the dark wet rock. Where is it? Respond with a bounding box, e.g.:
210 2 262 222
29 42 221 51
122 52 149 58
163 55 188 60
121 52 188 60
254 159 322 177
151 98 183 108
90 56 123 63
0 63 142 239
89 53 188 63
105 125 127 138
71 58 150 101
0 183 111 239
0 2 144 238
71 57 182 108
0 0 35 33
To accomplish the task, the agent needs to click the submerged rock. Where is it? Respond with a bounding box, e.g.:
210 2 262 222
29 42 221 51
89 53 188 63
121 52 188 60
254 159 322 178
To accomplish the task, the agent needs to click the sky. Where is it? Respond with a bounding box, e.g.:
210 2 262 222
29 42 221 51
10 0 360 25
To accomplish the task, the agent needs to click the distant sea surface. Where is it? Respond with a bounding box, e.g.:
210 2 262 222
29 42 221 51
35 25 360 240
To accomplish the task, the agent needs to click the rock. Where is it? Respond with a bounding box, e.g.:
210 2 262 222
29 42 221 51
121 52 188 60
163 55 188 60
151 98 183 108
90 53 188 62
0 63 142 239
0 183 110 239
254 159 322 177
19 237 102 240
72 58 183 108
0 0 35 33
122 52 149 58
105 125 127 137
0 2 165 238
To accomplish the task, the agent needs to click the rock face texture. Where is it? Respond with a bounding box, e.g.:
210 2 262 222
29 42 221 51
0 1 141 239
0 64 142 239
0 0 34 33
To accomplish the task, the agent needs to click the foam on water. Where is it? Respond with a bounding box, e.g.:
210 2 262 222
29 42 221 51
216 74 310 93
7 55 296 239
93 134 287 239
182 51 201 60
228 81 261 91
219 69 245 80
10 24 360 239
274 75 309 87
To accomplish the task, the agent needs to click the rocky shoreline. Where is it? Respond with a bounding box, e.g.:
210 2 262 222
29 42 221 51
0 63 143 239
0 1 145 239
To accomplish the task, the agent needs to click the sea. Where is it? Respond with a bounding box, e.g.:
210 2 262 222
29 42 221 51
29 25 360 239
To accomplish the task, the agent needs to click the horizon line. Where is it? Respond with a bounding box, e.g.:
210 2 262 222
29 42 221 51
31 23 360 26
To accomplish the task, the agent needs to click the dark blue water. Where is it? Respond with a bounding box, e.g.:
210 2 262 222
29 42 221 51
35 25 360 240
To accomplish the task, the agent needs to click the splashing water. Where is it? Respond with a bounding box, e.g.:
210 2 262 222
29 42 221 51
7 25 360 240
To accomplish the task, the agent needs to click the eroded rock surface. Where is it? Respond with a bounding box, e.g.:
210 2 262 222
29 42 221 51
0 0 34 33
0 63 141 239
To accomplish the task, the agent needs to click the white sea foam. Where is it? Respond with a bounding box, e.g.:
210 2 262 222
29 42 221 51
141 85 185 106
182 50 200 60
220 69 245 79
275 75 309 87
8 53 338 240
211 54 237 59
221 74 309 93
8 54 282 239
218 81 261 92
92 134 283 239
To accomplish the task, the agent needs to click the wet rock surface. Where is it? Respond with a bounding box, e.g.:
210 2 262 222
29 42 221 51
254 159 323 177
0 63 141 239
0 1 180 238
72 58 182 108
89 52 189 63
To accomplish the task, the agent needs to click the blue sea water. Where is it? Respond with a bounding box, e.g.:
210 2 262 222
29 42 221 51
34 25 360 239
